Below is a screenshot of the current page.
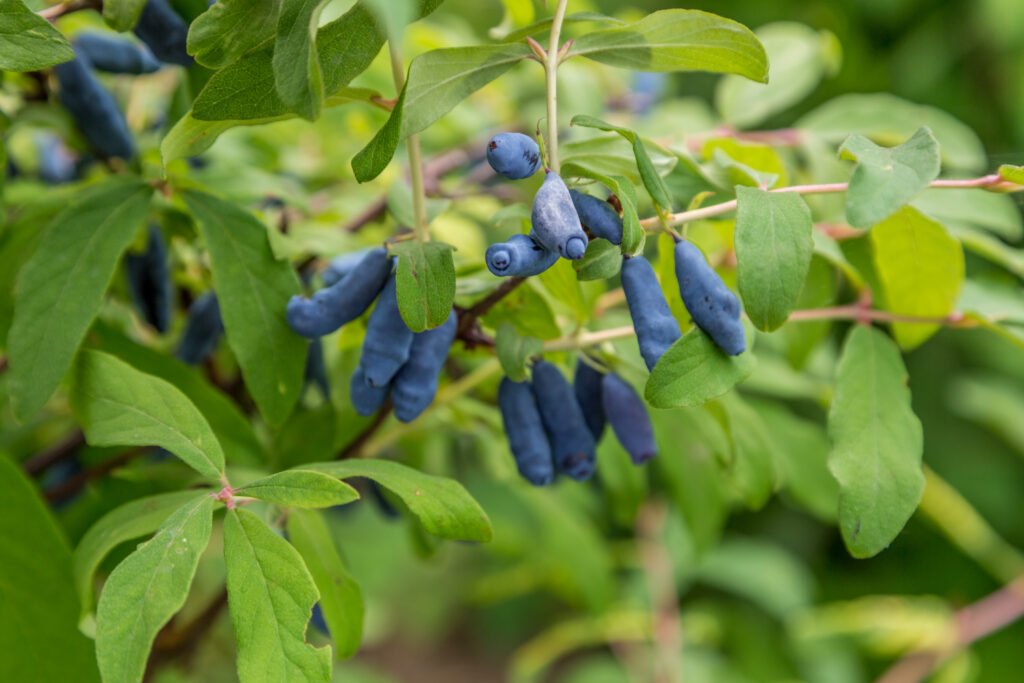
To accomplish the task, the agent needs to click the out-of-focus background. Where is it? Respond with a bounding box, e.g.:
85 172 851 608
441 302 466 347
4 1 1023 682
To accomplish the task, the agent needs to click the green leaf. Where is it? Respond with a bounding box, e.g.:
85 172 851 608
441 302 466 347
273 0 329 120
236 470 360 508
840 127 941 228
715 22 841 128
645 328 756 409
0 0 74 71
798 94 985 172
573 238 622 281
70 350 226 481
224 508 332 683
483 279 560 340
0 456 100 683
913 187 1022 242
495 321 541 383
8 178 153 420
780 255 838 369
304 459 492 542
711 393 777 509
870 206 964 349
949 375 1024 459
569 171 644 256
184 190 306 426
187 0 281 69
568 9 768 82
96 495 215 683
735 186 814 331
287 509 365 659
193 2 383 121
391 240 455 332
828 325 924 558
401 43 533 137
498 11 623 42
695 538 814 619
561 135 677 188
352 43 532 182
103 0 148 31
998 164 1024 185
90 321 266 467
571 115 672 212
72 490 204 627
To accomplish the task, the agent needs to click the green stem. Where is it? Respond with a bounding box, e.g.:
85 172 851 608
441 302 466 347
919 465 1024 584
544 0 570 174
388 41 429 241
642 174 1008 229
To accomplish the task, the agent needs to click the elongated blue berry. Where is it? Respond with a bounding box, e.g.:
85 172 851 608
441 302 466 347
36 134 77 184
176 292 223 365
498 377 554 486
304 337 330 400
392 310 457 423
54 56 135 161
569 189 622 245
74 32 161 74
601 373 657 464
573 359 606 440
125 224 172 333
532 172 588 260
531 360 596 481
350 365 389 416
621 255 681 370
133 0 191 65
358 274 415 387
287 247 391 338
486 233 559 277
322 248 374 287
486 132 541 180
674 240 745 356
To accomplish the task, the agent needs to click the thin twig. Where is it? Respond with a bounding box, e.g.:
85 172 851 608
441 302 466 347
44 446 151 504
545 0 570 173
22 430 86 477
875 578 1024 683
335 402 393 460
641 174 1012 229
456 276 526 340
637 503 683 683
38 0 98 22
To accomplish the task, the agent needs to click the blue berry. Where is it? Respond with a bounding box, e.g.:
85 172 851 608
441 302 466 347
531 360 596 481
621 255 681 371
73 32 161 74
532 171 588 260
357 274 415 387
601 373 657 464
35 134 77 184
485 233 559 277
287 247 391 338
573 359 606 440
176 292 223 365
133 0 191 66
125 225 172 333
569 189 623 245
54 56 135 161
486 132 541 180
304 337 331 400
498 377 555 486
349 365 389 416
321 248 374 287
391 309 457 423
674 240 745 356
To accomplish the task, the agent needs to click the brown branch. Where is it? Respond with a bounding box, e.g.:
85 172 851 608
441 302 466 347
876 577 1024 683
44 446 151 504
23 429 85 477
456 276 525 342
38 0 99 22
336 402 393 460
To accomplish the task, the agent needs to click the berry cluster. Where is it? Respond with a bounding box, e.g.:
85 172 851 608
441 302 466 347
286 249 457 423
52 0 188 163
